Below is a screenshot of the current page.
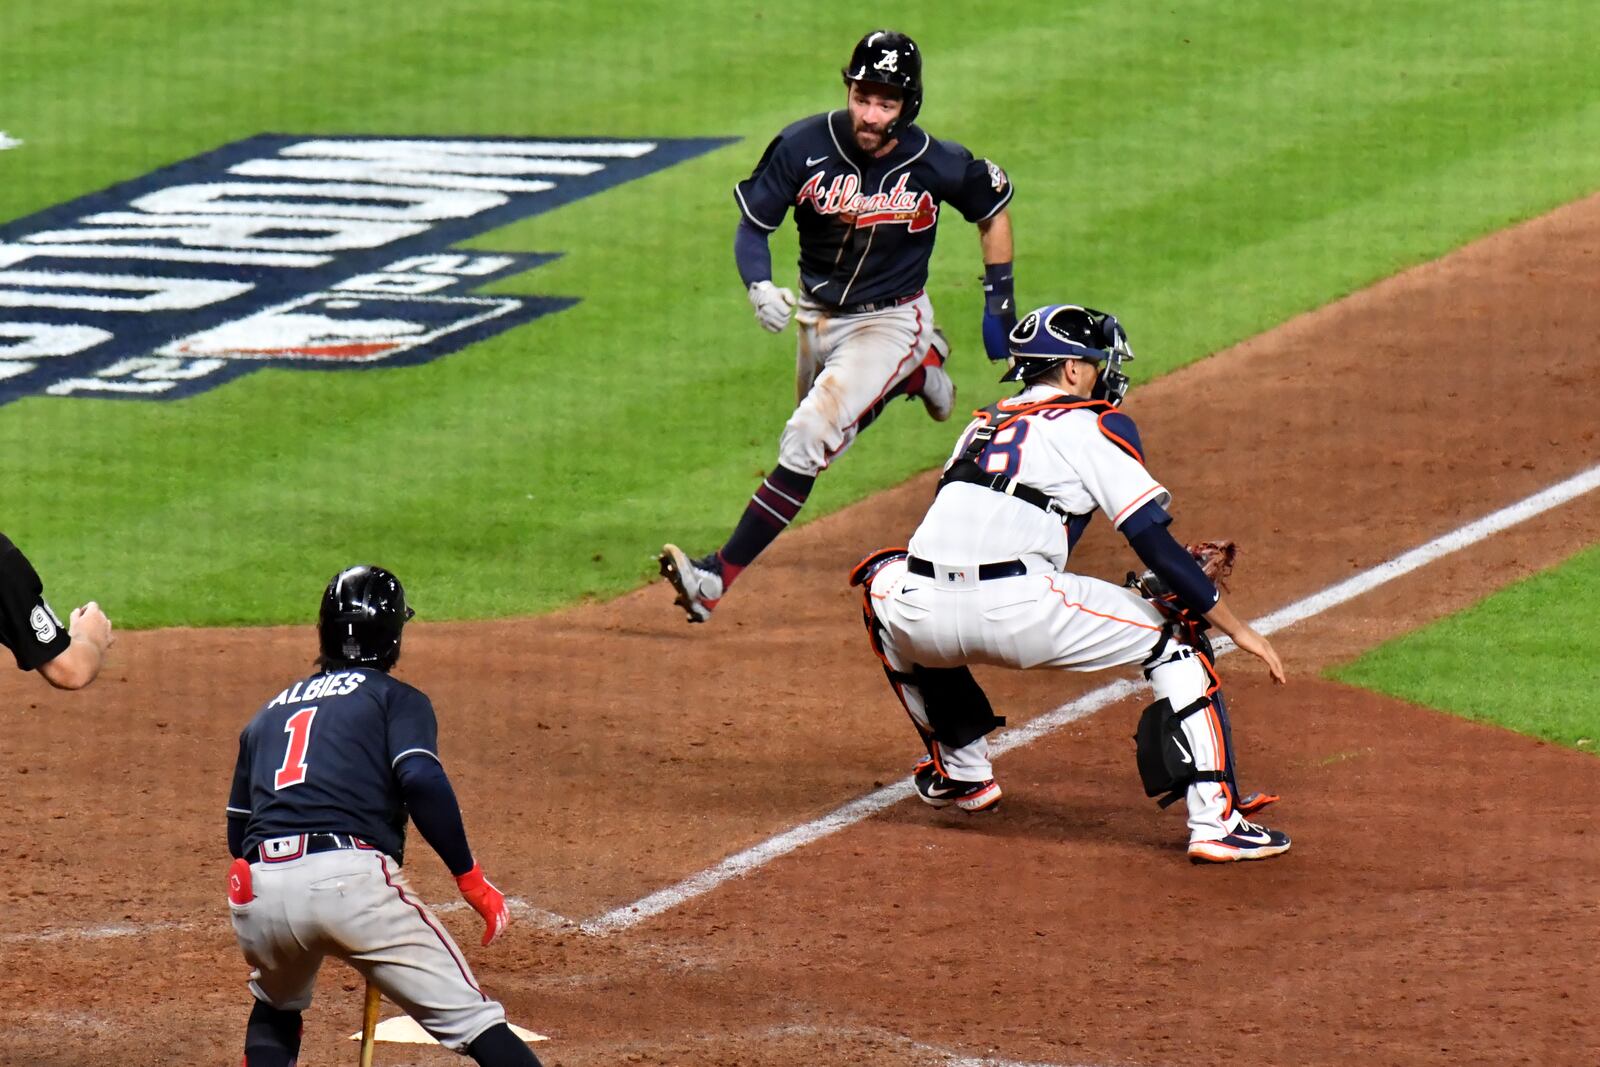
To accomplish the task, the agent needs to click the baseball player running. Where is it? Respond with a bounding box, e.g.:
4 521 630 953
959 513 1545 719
660 28 1018 623
225 566 543 1066
851 305 1291 863
0 532 112 690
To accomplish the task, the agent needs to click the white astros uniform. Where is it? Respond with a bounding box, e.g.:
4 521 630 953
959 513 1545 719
781 292 935 475
865 383 1241 841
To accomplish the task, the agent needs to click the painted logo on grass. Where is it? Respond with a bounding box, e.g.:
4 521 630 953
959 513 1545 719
0 134 732 405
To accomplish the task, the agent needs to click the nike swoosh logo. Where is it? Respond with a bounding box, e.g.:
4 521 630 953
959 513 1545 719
806 154 829 166
1173 738 1193 765
923 780 961 798
1234 827 1274 845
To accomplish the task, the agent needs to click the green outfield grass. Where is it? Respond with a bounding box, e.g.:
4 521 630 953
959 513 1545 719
1331 546 1600 752
3 1 1598 626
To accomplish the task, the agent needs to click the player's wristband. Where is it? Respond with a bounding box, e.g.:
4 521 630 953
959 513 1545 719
982 261 1015 317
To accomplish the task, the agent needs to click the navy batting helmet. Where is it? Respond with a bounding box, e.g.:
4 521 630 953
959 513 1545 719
1002 304 1135 406
318 565 414 671
842 30 923 136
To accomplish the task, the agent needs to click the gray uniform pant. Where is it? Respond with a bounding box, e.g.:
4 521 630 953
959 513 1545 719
779 292 935 476
230 843 505 1052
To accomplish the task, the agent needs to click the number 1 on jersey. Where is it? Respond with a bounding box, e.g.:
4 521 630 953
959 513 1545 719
274 706 318 789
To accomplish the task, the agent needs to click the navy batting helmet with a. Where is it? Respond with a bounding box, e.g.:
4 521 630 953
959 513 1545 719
1002 304 1135 406
842 30 923 136
318 565 415 671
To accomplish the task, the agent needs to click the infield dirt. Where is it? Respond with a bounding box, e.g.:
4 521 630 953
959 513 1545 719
3 194 1599 1066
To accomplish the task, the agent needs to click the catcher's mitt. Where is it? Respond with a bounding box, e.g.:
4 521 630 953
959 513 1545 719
1125 539 1238 601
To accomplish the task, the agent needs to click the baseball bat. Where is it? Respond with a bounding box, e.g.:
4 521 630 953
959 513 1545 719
358 981 381 1067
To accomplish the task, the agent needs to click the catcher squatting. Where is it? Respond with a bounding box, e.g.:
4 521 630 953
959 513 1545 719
853 303 1291 862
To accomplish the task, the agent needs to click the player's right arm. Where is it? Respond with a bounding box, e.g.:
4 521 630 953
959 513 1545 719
733 127 807 332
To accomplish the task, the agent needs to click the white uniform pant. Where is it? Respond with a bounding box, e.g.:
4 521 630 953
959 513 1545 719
779 292 934 476
867 557 1242 842
230 847 505 1052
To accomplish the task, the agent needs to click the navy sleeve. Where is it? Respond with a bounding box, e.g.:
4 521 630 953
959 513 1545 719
226 734 251 858
1124 512 1220 616
0 535 73 671
938 141 1013 223
733 133 801 231
734 217 773 286
385 685 440 769
396 755 475 877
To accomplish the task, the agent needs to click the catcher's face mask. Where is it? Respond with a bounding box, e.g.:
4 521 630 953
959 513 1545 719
1005 304 1136 405
1093 318 1134 408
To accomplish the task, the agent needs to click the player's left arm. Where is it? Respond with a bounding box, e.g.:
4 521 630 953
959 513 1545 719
389 689 509 946
941 145 1017 360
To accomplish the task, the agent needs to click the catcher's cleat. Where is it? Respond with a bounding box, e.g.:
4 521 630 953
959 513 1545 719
916 327 956 422
1187 819 1291 864
914 758 1001 812
658 544 724 623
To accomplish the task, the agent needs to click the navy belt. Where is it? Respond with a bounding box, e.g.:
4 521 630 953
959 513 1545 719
254 832 371 864
818 288 924 315
907 556 1028 581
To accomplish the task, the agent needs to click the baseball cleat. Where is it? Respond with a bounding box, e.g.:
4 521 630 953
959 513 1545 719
658 544 725 623
916 327 956 422
1187 819 1291 864
913 757 1001 812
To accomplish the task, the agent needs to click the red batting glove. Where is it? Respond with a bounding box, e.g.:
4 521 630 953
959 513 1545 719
455 863 509 946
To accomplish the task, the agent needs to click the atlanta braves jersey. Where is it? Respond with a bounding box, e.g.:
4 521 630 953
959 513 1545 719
227 668 439 861
735 110 1012 307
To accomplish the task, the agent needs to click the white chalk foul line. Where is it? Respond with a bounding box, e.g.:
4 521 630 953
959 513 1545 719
583 462 1600 934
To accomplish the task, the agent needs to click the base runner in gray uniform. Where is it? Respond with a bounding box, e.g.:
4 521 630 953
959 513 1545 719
225 566 542 1067
659 28 1018 623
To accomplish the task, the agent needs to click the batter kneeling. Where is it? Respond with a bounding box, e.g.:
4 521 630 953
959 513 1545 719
851 304 1290 863
225 566 543 1065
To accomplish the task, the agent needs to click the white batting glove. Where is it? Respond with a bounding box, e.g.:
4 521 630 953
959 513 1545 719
748 280 796 333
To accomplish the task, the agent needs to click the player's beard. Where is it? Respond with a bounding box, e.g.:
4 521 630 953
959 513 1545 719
852 120 888 154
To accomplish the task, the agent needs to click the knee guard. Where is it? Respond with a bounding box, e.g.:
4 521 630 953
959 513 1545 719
1134 696 1229 808
911 664 1006 750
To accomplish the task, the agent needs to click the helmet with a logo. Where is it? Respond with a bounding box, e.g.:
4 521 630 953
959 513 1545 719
317 564 415 671
841 30 923 136
1001 304 1136 407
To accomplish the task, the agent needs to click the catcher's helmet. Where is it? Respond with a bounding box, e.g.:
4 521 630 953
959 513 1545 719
841 30 922 136
318 565 414 671
1002 304 1135 406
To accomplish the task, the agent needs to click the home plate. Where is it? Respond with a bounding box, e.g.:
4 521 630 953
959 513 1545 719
351 1015 548 1044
